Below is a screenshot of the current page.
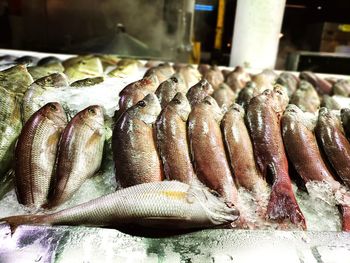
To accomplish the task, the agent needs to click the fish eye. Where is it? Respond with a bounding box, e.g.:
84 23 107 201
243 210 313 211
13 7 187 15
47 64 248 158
49 104 57 111
170 77 178 83
88 108 96 115
276 89 283 95
137 100 147 107
173 98 181 104
204 100 212 105
209 190 220 198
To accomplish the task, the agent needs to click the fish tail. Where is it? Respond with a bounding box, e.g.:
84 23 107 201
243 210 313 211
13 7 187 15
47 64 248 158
1 214 45 234
267 183 306 230
340 205 350 232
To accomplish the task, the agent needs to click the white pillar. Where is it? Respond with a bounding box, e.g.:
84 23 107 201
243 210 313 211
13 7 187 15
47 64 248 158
230 0 286 69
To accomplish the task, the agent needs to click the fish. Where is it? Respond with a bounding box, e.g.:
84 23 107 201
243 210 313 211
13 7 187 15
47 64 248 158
155 74 187 108
203 66 224 90
0 65 33 94
70 76 104 87
299 71 332 95
188 96 238 206
222 103 268 197
47 105 105 208
0 87 22 180
64 57 103 83
14 102 67 207
37 56 61 66
276 72 299 97
117 74 159 117
246 89 306 228
321 95 342 110
333 79 350 97
290 80 320 113
341 108 350 140
156 93 196 184
316 107 350 188
197 64 210 75
108 59 142 78
22 73 69 124
225 66 251 92
112 93 163 187
28 62 64 80
1 181 240 230
95 54 120 69
212 83 236 111
177 65 202 90
144 63 175 83
281 104 349 231
15 56 38 66
186 79 214 107
251 72 275 93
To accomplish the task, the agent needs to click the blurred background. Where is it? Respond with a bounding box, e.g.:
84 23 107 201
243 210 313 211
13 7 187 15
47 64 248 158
1 0 350 73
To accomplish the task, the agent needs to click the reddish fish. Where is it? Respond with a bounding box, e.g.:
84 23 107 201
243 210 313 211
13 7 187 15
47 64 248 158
246 90 306 228
186 79 214 107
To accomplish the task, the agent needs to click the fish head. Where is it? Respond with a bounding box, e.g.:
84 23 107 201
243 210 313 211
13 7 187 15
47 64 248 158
133 93 161 124
169 92 191 121
318 107 336 124
284 104 304 119
42 102 67 126
80 105 105 129
35 73 68 88
229 103 245 118
273 84 289 111
298 80 315 92
202 96 223 122
188 184 240 225
170 73 187 93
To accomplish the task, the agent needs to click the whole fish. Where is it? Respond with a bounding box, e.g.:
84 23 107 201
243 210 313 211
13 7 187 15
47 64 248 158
321 95 342 110
144 63 175 83
1 181 239 230
0 65 33 94
108 59 142 78
112 93 163 187
290 80 320 113
28 62 64 80
188 96 237 206
0 87 22 179
222 104 268 194
341 108 350 140
299 71 332 95
212 83 236 111
22 73 69 124
246 90 306 228
276 72 299 97
118 75 159 116
333 79 350 97
47 105 105 208
14 102 67 207
156 93 196 184
316 107 350 188
186 79 214 107
282 104 349 231
70 77 104 87
64 57 103 83
155 75 186 108
225 66 251 92
177 65 202 90
203 66 224 90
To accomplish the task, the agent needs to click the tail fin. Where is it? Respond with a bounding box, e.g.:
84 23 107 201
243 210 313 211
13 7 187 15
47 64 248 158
340 205 350 232
267 183 306 230
0 214 45 234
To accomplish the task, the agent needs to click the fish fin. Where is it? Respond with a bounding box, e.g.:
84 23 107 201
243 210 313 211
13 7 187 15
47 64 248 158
0 215 43 235
339 205 350 232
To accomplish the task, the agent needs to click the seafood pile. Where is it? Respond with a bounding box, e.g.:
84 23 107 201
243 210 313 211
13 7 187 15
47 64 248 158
1 53 350 233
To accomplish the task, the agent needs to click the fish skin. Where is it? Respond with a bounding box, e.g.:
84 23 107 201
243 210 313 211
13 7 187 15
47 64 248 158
203 66 224 90
118 75 159 116
108 59 141 78
112 93 164 187
0 87 22 179
186 79 214 107
156 93 196 184
333 79 350 97
28 62 64 81
64 57 103 83
222 103 267 193
316 107 350 188
188 96 238 206
37 56 61 66
299 71 332 95
251 72 275 93
177 65 202 90
290 80 320 113
22 73 69 124
144 63 175 83
341 108 350 140
155 75 186 109
246 90 306 228
47 105 105 208
15 56 38 66
212 83 236 111
321 95 342 110
276 72 299 97
225 66 251 92
14 102 67 207
236 81 260 110
1 181 240 230
70 77 104 87
0 65 33 94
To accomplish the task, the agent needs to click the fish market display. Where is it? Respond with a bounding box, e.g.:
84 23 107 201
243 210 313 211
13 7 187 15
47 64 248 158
47 105 105 208
14 102 67 207
2 50 350 234
156 93 196 184
112 93 163 187
1 181 239 230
